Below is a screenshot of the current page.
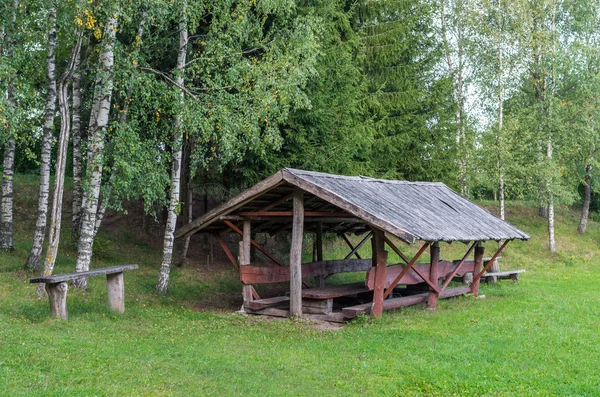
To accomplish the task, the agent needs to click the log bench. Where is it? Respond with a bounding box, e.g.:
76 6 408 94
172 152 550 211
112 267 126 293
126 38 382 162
30 264 139 320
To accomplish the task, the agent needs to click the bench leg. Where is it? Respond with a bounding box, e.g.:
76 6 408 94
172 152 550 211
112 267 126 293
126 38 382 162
107 272 125 313
46 282 68 320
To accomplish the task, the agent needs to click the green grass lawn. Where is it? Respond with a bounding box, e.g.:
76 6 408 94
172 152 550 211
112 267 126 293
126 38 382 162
1 175 600 396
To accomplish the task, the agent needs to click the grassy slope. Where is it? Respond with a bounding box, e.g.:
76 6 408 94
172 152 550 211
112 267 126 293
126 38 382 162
1 175 599 396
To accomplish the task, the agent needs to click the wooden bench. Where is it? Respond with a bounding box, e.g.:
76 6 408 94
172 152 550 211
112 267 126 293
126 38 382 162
480 269 525 283
240 259 372 313
30 264 139 320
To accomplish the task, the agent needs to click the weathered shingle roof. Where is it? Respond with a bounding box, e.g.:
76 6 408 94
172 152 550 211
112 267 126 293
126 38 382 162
284 169 530 242
176 168 530 243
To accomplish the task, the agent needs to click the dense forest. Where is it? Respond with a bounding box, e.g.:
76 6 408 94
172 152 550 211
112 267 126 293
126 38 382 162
1 0 599 292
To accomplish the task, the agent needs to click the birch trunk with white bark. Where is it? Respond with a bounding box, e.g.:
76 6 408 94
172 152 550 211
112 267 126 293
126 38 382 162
74 18 117 290
37 34 83 298
1 135 15 250
24 6 57 268
1 1 19 251
71 49 83 238
156 5 188 294
578 163 592 234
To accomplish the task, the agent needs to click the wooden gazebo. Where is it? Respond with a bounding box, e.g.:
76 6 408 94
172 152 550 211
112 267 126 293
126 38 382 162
175 169 529 322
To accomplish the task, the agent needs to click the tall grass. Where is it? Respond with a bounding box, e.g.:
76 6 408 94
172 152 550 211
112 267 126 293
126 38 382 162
1 175 599 396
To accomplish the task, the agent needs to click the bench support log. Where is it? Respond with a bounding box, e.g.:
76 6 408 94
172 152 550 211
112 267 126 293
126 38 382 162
106 272 125 313
46 282 68 320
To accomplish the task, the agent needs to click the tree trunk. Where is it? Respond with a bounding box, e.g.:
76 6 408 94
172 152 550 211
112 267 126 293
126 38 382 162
71 48 83 238
74 18 117 290
578 164 592 234
37 34 83 298
547 137 555 253
156 4 188 294
177 139 192 267
497 0 505 222
24 6 57 268
1 136 15 250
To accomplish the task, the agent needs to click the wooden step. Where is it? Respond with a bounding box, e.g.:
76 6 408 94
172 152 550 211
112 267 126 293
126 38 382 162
245 296 290 311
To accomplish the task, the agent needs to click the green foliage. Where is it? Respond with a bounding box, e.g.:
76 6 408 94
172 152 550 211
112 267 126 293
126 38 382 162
356 0 457 183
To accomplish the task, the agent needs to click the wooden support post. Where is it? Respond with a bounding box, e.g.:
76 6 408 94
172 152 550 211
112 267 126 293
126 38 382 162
371 250 387 319
241 220 254 305
290 188 304 317
106 272 125 313
427 242 440 309
45 282 68 320
370 229 386 319
471 242 485 297
315 221 325 287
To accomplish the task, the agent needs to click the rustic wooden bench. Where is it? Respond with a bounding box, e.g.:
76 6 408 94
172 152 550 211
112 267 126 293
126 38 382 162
30 264 139 320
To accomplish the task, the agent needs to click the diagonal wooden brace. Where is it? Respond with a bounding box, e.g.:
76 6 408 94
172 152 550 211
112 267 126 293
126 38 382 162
439 241 478 293
214 233 239 271
383 242 430 299
342 232 371 260
383 236 438 293
471 240 510 286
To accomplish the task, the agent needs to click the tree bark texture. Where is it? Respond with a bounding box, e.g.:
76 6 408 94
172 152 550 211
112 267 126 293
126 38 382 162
74 18 117 290
578 163 592 234
0 1 18 251
37 33 83 298
71 48 83 238
156 5 188 293
1 136 15 250
24 6 57 267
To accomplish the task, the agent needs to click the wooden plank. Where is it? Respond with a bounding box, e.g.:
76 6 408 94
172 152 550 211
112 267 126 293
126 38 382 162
175 170 284 238
240 259 372 284
343 293 428 318
245 296 290 310
472 240 509 288
236 211 351 217
281 169 417 244
244 307 346 323
366 260 468 289
302 282 370 299
482 270 525 277
383 242 430 299
302 298 333 314
290 188 304 317
213 233 239 271
30 264 139 284
371 249 387 318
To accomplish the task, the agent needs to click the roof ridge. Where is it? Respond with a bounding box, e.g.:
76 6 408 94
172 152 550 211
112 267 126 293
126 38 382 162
285 168 445 186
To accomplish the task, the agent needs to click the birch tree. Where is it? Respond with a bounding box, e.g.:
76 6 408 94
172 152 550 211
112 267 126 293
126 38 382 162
0 0 19 251
156 2 188 294
25 5 58 269
37 32 83 297
74 16 117 289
